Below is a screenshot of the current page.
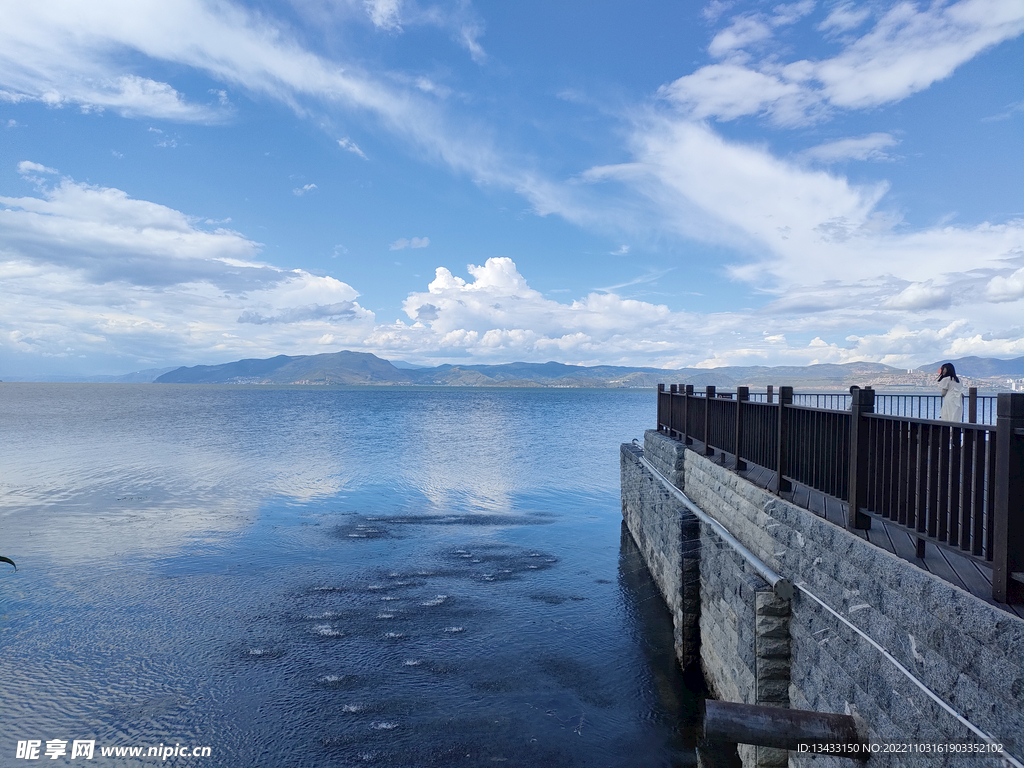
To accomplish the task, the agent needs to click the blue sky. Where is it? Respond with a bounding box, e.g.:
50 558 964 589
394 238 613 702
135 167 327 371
1 0 1023 377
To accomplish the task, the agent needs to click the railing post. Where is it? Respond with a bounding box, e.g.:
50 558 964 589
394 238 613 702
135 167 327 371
968 387 977 424
657 384 665 432
767 385 774 404
684 385 693 445
848 386 874 530
735 386 748 471
775 386 793 494
669 384 679 439
993 393 1024 603
704 386 716 455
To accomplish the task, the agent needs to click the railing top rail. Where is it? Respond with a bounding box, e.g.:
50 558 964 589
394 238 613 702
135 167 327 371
786 403 850 415
863 411 996 432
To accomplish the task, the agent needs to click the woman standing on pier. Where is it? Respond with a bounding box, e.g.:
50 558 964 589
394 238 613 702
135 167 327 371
938 363 964 421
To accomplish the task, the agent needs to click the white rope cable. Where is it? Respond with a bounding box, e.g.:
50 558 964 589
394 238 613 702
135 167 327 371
795 582 1022 767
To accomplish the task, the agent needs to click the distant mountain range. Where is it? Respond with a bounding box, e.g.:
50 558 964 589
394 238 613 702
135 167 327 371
918 356 1024 377
6 353 1021 387
144 351 1024 389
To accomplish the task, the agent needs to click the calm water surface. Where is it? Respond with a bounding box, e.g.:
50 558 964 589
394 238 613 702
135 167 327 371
0 385 699 767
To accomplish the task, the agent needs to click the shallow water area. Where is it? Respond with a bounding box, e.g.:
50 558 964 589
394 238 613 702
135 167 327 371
1 384 699 766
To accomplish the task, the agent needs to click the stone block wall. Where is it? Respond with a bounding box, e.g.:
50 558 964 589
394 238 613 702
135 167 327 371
621 442 700 668
626 429 1024 768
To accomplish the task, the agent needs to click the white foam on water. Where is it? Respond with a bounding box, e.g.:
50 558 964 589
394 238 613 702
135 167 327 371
380 596 400 601
402 659 422 666
315 625 344 637
420 595 448 607
443 626 464 633
319 675 345 683
367 584 385 591
341 703 363 712
527 565 538 569
384 632 406 638
471 559 482 563
483 575 495 581
248 648 266 656
376 614 395 619
371 721 398 730
348 533 366 538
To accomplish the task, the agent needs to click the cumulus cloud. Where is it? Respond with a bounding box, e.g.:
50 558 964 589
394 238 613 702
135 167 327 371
293 183 317 196
391 257 689 360
390 236 430 250
986 265 1024 302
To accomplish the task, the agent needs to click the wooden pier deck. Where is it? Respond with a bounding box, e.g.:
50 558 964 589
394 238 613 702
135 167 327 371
691 439 1024 620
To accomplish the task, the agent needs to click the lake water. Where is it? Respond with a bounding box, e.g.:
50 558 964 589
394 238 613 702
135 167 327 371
0 384 700 767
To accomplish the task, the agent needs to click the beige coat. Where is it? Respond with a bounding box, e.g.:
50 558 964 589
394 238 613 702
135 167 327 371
939 376 964 421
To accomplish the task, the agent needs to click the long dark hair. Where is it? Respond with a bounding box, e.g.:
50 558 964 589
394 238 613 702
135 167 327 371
938 363 960 383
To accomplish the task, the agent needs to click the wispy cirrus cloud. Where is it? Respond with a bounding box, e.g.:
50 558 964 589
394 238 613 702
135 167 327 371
666 0 1024 126
390 236 430 250
337 137 368 159
799 132 899 163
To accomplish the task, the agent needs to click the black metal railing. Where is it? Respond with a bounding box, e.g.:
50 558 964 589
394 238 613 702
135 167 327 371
656 384 1024 603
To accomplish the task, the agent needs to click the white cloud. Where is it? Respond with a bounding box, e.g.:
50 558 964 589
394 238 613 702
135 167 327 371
390 236 429 250
986 265 1024 302
771 1 815 27
709 16 774 58
337 137 368 159
0 173 374 365
293 183 317 196
660 63 820 124
800 132 899 163
390 257 688 361
595 117 1024 294
703 1 735 23
18 160 59 175
1 173 1021 371
364 0 402 30
882 281 951 310
818 3 871 33
671 0 1024 125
